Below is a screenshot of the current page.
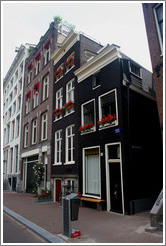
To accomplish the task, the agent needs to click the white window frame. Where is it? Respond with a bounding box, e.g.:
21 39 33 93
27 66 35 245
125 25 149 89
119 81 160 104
65 125 75 164
54 64 64 82
98 89 118 130
43 75 49 101
32 118 37 145
82 146 101 199
65 79 75 115
54 88 63 121
25 99 30 115
27 69 32 84
15 145 19 173
65 52 75 74
24 124 29 147
44 45 50 65
129 61 142 79
154 3 163 54
54 130 62 165
35 58 41 75
33 91 39 108
81 99 96 134
41 112 48 141
16 114 20 138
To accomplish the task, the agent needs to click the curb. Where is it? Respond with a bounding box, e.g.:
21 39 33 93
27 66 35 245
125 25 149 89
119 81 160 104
3 206 66 243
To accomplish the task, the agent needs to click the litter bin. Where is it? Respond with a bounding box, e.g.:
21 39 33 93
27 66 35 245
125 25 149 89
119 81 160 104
62 193 80 237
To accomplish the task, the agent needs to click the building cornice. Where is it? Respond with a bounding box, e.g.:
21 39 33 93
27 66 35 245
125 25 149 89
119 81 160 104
51 30 79 65
74 44 121 83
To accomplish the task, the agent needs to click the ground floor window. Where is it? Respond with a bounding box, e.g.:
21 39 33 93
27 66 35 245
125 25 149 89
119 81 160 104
84 147 101 197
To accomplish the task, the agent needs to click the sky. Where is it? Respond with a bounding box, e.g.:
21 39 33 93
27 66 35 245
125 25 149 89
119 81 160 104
2 1 153 77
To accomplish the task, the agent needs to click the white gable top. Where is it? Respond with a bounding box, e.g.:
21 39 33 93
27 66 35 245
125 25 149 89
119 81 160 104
51 30 79 65
74 44 121 83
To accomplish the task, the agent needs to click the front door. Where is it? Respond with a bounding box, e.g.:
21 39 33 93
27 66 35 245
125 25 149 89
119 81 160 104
106 143 124 214
55 179 61 202
26 163 35 193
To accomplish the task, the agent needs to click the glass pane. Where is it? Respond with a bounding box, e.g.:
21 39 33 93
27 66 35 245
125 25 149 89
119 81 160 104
83 101 94 124
101 92 116 117
108 144 120 159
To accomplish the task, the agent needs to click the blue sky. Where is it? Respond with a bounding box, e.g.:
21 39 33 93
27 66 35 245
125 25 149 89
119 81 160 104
2 1 152 76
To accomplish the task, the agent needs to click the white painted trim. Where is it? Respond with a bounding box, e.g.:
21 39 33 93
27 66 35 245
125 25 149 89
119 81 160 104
80 98 96 135
54 129 62 165
98 88 119 129
21 148 39 158
75 45 120 83
105 142 124 215
153 3 163 55
65 124 75 164
52 31 79 65
42 145 47 152
82 146 101 199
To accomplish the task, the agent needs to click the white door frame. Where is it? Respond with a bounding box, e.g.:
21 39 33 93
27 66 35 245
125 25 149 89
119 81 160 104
105 142 124 214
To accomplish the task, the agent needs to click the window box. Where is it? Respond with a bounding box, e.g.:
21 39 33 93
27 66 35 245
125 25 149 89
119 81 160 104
98 114 117 128
54 66 64 80
53 108 63 116
63 100 74 110
79 122 94 132
64 55 74 69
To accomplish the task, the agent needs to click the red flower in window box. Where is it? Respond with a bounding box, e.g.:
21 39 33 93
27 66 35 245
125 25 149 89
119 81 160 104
53 107 63 116
33 82 39 94
98 114 117 126
54 67 64 79
63 100 74 110
79 122 94 132
64 56 74 69
25 91 31 101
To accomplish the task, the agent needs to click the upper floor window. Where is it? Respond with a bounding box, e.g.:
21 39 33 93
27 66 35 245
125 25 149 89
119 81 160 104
19 62 23 76
34 52 41 75
12 101 16 115
64 80 75 114
32 118 37 144
16 114 20 138
41 112 47 141
33 82 39 108
66 125 75 164
17 95 21 112
42 75 49 101
10 78 13 89
15 70 18 81
92 72 101 89
54 64 64 82
154 4 163 53
11 120 15 141
53 88 63 120
54 130 62 165
25 91 31 115
18 78 22 92
27 62 33 84
24 124 29 147
98 89 118 129
130 62 142 78
80 100 95 133
43 39 50 65
64 52 75 73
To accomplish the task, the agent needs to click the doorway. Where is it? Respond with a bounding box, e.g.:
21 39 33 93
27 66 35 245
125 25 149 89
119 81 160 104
55 179 61 202
105 143 124 214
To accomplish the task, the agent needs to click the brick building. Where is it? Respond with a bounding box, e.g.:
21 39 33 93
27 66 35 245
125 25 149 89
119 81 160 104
142 3 163 137
19 21 70 192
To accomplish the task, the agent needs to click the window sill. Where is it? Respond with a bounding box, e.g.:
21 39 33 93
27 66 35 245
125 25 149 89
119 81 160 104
64 162 75 165
64 110 75 117
65 65 75 75
53 163 62 166
98 121 118 130
80 128 96 135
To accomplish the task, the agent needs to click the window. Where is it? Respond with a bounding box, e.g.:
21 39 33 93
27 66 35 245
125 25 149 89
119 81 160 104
15 70 18 81
54 64 64 82
55 130 62 165
7 124 10 144
83 147 101 197
130 62 142 78
35 53 41 75
154 4 163 53
16 115 20 137
80 100 95 133
65 80 75 114
11 120 15 140
9 92 13 103
54 88 63 120
42 75 49 101
92 72 101 89
20 62 23 76
25 100 30 114
18 78 22 92
33 91 39 108
24 124 29 147
66 179 75 193
17 95 21 112
10 79 13 89
32 118 37 144
10 148 13 173
64 52 75 73
98 90 118 129
41 112 47 141
27 69 33 84
8 107 12 120
15 145 18 173
13 101 16 115
44 41 50 65
66 125 75 164
14 86 17 97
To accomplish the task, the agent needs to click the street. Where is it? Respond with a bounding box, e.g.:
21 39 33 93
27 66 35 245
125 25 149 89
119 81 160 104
3 212 47 243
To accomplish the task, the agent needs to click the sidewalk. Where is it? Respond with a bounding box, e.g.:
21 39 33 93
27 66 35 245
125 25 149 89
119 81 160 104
3 192 163 244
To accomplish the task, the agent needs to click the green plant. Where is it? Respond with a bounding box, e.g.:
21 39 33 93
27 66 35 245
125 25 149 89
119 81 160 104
32 163 44 194
53 15 63 22
34 189 52 200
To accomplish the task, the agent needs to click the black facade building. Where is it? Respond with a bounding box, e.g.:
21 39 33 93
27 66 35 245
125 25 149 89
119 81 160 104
51 31 102 202
75 44 162 214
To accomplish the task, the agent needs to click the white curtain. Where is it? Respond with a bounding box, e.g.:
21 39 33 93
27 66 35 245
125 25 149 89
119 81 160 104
85 155 100 195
